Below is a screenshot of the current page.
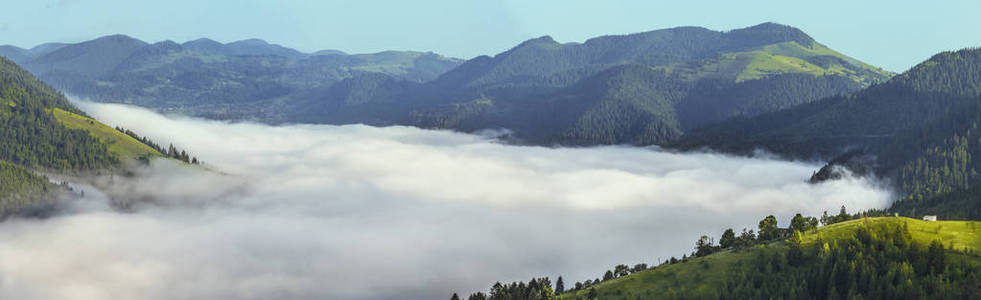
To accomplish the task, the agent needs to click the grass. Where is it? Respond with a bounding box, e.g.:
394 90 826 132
663 41 894 84
51 108 162 159
802 217 981 253
735 51 830 81
762 42 893 77
558 246 777 299
559 217 980 299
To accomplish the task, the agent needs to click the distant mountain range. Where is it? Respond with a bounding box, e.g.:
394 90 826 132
2 24 981 299
0 23 892 146
0 35 464 121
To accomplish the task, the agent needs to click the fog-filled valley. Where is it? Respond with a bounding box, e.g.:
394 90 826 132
4 4 981 298
0 101 891 300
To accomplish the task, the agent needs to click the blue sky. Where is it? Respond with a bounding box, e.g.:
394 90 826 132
2 0 979 72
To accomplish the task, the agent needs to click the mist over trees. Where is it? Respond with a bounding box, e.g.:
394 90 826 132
677 48 981 219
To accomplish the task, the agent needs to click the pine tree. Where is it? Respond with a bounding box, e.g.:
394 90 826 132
720 228 736 248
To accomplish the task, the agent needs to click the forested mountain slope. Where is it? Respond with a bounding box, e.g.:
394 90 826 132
0 57 164 217
675 48 981 209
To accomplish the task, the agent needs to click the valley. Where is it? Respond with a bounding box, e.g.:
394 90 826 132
0 8 979 299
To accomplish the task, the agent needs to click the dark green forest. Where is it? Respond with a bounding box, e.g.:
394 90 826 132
677 48 981 219
718 223 979 300
0 57 117 171
0 160 57 216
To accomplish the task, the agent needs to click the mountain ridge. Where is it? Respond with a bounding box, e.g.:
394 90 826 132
386 22 891 145
674 47 981 214
1 23 892 147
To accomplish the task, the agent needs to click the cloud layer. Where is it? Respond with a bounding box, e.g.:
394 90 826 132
0 102 892 299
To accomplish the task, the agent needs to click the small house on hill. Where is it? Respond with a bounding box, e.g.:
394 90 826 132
923 215 937 221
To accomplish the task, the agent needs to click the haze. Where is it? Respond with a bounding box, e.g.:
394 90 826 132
0 102 891 300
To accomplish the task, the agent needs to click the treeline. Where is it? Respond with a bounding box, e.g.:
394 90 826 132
891 182 981 220
450 278 557 300
721 221 979 299
693 208 848 259
453 207 879 300
114 127 200 164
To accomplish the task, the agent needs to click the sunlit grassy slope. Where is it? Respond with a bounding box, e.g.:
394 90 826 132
51 108 162 159
802 217 981 253
559 217 980 299
664 41 893 84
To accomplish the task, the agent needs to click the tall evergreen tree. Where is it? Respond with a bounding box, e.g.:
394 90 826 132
720 228 736 248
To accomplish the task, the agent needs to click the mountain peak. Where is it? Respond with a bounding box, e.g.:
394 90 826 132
727 22 814 46
230 38 270 46
521 35 558 46
185 38 221 45
182 38 226 54
94 34 144 44
505 36 557 50
746 22 794 30
313 49 347 56
224 38 303 58
502 35 561 55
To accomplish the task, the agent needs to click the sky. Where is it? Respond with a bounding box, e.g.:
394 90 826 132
0 0 978 73
0 101 891 300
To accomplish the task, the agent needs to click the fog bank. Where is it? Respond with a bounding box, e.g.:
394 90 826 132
0 102 892 299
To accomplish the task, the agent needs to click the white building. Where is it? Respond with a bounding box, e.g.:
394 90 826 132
923 215 937 221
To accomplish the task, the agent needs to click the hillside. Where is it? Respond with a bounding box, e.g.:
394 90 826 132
0 57 163 217
675 48 981 209
559 217 980 299
462 217 981 300
0 160 60 216
0 43 68 65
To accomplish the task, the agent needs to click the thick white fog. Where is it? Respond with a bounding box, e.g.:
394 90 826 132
0 102 892 300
